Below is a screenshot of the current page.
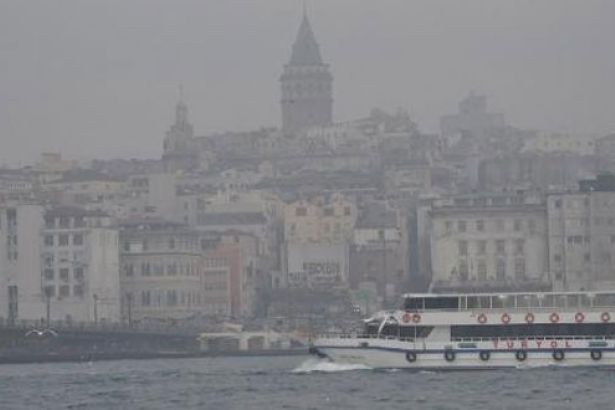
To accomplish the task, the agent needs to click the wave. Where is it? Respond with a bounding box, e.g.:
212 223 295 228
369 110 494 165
292 358 372 374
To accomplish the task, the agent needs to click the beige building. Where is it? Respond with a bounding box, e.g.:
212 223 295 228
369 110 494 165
119 218 203 322
283 194 357 245
429 192 549 292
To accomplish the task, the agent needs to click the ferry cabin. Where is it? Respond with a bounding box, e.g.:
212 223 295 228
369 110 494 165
312 291 615 368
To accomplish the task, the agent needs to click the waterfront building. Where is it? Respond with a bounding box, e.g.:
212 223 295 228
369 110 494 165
428 192 549 292
547 175 615 291
40 206 120 322
118 218 203 322
350 202 409 301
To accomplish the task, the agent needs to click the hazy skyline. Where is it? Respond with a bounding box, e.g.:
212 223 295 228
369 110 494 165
1 0 614 165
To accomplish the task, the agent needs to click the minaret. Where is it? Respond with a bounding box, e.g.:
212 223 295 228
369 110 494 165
162 87 197 172
280 9 333 134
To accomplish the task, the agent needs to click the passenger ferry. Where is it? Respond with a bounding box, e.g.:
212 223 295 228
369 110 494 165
310 291 615 369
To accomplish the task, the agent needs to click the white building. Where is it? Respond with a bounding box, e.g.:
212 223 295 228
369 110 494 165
428 192 549 292
547 176 615 291
41 207 120 323
522 132 597 156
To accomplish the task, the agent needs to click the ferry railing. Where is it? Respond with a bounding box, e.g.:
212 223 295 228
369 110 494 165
451 335 614 343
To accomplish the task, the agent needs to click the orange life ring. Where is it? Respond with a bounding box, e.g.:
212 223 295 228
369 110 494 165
412 313 421 324
477 313 487 324
525 312 535 324
402 313 412 323
601 312 611 323
574 312 585 323
549 312 560 323
501 313 511 324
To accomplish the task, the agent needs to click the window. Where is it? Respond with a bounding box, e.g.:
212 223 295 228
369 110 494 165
44 286 55 298
476 220 484 232
73 234 83 246
445 221 453 233
73 285 84 298
458 240 468 256
74 267 84 280
45 217 55 229
459 261 468 280
514 239 525 255
584 253 591 263
124 264 134 277
168 238 175 250
323 208 334 216
477 260 487 280
141 291 151 306
496 240 506 254
514 259 526 279
154 264 164 276
457 220 466 233
58 234 69 246
554 254 562 263
141 263 150 276
167 264 177 275
167 290 178 306
59 285 70 298
477 240 487 255
514 219 522 231
59 217 70 229
142 240 148 251
496 259 506 280
44 235 54 246
528 219 536 233
44 269 54 280
74 217 86 227
295 207 307 216
344 207 351 216
59 268 69 281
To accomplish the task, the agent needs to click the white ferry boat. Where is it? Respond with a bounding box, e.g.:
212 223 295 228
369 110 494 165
310 291 615 369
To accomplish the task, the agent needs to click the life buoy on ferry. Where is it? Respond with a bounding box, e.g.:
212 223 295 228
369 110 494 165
405 351 417 363
574 312 585 323
402 313 412 323
444 350 456 362
552 350 565 361
591 350 602 361
477 314 487 324
525 313 535 324
601 312 611 323
515 350 527 361
479 351 490 361
501 313 511 324
412 313 421 324
549 312 560 323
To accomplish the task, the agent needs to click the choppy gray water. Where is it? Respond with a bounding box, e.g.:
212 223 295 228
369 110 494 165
0 355 614 409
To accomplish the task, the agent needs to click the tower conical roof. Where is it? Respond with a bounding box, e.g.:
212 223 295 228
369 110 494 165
289 14 323 65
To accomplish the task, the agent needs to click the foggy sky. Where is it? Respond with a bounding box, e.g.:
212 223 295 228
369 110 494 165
1 0 614 165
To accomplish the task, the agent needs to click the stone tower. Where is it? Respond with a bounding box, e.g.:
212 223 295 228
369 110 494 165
280 11 333 134
162 92 198 172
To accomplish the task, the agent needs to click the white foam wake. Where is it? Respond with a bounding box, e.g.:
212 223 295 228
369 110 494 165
292 358 372 374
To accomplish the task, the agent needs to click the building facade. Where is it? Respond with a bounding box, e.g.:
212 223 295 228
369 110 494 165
429 193 549 292
118 219 203 322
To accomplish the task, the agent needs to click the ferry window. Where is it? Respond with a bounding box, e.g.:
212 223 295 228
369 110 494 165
566 295 579 308
542 295 555 308
491 296 504 309
404 298 424 310
580 294 592 307
468 296 490 309
554 294 567 308
424 297 459 310
467 297 479 309
594 294 615 307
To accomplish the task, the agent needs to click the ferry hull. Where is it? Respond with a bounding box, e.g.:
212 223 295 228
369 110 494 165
312 342 615 370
